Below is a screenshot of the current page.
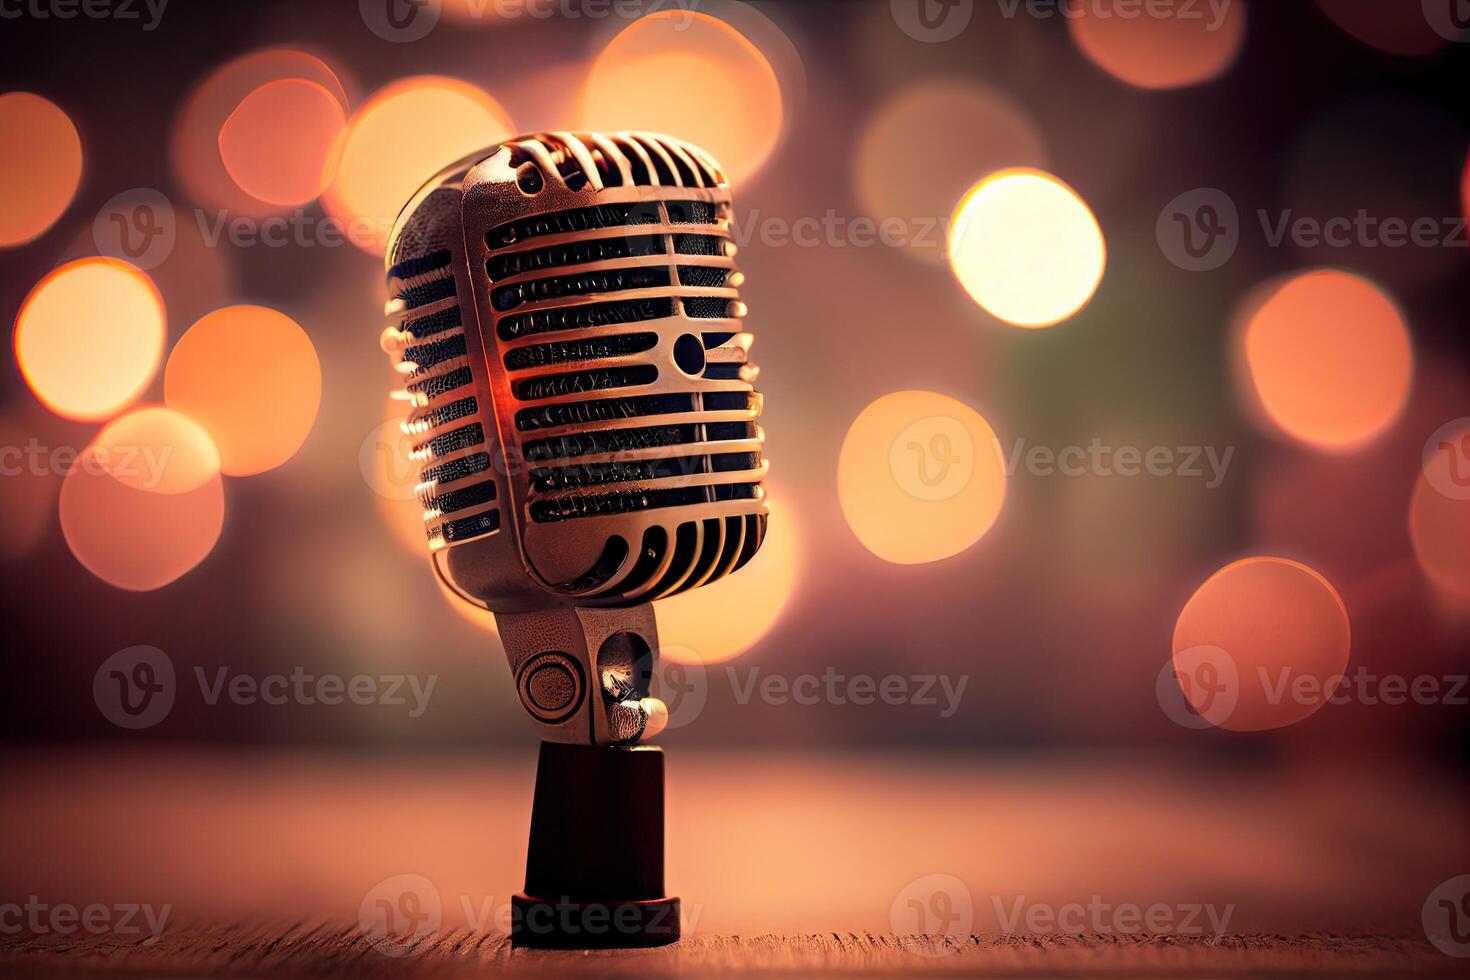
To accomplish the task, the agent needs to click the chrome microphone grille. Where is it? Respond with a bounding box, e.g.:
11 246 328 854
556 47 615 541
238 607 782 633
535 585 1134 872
383 133 767 611
389 243 502 546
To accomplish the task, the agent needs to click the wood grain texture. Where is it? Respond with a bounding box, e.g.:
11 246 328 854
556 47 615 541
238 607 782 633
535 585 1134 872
0 923 1459 978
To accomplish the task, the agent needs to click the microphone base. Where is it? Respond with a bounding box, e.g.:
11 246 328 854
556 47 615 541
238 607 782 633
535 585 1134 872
514 741 679 949
509 895 680 949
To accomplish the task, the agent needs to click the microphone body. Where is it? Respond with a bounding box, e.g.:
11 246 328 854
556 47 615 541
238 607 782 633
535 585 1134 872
381 131 766 746
381 131 766 947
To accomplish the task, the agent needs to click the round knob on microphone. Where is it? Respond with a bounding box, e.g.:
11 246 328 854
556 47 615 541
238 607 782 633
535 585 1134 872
517 652 584 723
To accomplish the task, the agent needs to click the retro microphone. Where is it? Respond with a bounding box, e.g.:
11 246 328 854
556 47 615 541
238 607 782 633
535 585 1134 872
379 132 766 947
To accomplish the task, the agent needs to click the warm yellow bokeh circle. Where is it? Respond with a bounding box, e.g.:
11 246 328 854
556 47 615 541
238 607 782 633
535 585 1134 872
948 168 1106 328
579 10 783 184
838 391 1007 565
14 258 166 422
324 76 515 255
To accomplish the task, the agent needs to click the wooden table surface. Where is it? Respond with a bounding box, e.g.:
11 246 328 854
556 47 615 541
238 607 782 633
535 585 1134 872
1 924 1460 977
2 748 1465 976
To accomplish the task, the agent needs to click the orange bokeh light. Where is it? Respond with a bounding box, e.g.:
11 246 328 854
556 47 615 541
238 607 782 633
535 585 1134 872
1238 270 1412 452
838 391 1007 565
701 0 806 125
219 78 346 206
172 49 349 216
1410 422 1470 602
948 169 1106 328
0 92 83 247
324 76 514 256
1067 0 1247 90
59 406 225 591
854 80 1047 265
1173 556 1351 732
655 492 799 665
14 258 165 422
579 11 783 184
164 306 321 476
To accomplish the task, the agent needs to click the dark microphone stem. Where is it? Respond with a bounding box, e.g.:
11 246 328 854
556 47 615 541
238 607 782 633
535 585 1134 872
512 741 680 948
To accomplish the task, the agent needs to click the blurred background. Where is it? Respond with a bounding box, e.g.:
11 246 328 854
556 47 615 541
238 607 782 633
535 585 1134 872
1 0 1467 940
